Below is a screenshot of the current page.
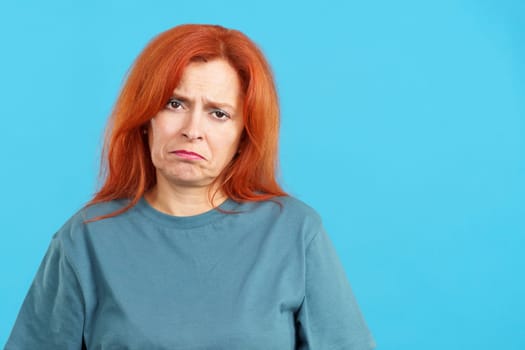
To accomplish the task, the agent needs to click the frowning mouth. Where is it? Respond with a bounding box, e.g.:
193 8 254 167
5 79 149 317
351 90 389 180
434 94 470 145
171 150 205 160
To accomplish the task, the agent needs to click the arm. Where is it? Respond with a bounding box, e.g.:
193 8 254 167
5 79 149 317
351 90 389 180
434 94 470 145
5 235 85 349
295 229 375 350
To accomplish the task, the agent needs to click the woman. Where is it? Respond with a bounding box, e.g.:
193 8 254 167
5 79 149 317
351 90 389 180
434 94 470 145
6 24 375 349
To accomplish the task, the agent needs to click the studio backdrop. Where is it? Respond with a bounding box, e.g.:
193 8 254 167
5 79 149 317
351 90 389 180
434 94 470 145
0 1 523 349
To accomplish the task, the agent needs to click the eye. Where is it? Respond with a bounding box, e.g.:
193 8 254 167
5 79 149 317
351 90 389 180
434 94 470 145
211 110 230 120
166 98 184 110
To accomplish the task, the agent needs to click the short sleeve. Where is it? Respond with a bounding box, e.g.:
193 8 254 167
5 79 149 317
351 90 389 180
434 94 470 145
5 235 85 349
295 229 375 350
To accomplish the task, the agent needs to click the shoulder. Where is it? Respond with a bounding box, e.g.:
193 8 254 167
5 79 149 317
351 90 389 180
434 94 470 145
238 195 319 218
236 195 323 243
273 195 322 222
52 199 131 251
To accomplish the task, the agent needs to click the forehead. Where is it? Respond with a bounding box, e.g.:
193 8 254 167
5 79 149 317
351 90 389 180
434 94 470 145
174 59 241 105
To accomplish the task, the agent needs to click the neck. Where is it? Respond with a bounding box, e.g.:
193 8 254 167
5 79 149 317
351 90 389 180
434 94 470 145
144 180 226 217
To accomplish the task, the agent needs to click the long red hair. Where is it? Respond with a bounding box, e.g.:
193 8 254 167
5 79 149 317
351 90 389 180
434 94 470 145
87 24 286 219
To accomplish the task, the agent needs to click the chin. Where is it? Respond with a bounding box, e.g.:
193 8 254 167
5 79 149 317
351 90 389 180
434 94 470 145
164 174 214 188
157 166 219 187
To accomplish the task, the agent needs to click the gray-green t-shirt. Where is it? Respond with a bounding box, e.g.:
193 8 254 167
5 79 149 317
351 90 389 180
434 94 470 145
6 196 375 349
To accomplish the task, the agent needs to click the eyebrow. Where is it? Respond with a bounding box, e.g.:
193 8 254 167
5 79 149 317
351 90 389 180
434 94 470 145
171 92 236 111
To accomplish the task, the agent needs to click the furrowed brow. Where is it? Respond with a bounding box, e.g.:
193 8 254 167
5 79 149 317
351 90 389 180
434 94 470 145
170 93 191 104
171 91 236 111
202 97 235 111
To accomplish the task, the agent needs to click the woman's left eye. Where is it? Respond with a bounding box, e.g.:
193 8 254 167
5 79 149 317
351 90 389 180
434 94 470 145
212 110 230 120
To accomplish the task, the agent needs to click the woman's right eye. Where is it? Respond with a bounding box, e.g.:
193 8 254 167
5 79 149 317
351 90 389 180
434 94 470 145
166 98 184 110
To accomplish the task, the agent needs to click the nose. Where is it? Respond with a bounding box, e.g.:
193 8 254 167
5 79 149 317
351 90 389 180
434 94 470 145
181 111 204 141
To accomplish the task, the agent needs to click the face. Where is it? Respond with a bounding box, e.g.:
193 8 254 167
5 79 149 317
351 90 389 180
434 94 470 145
148 59 244 191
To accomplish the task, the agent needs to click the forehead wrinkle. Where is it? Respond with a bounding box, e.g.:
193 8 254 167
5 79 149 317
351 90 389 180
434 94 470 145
171 90 237 111
173 59 242 111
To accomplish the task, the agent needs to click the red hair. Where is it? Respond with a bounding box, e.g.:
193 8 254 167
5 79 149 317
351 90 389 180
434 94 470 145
87 24 286 219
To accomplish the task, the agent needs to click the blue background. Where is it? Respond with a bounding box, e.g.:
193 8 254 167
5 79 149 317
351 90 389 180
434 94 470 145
1 0 523 348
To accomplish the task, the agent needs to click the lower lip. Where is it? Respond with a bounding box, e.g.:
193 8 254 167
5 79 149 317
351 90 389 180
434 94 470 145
172 151 204 160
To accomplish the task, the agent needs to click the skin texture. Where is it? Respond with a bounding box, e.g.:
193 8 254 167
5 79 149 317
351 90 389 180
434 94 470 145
144 59 244 216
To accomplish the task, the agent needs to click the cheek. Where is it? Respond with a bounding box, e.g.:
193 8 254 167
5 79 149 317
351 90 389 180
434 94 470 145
148 136 168 167
149 118 177 153
215 131 242 160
